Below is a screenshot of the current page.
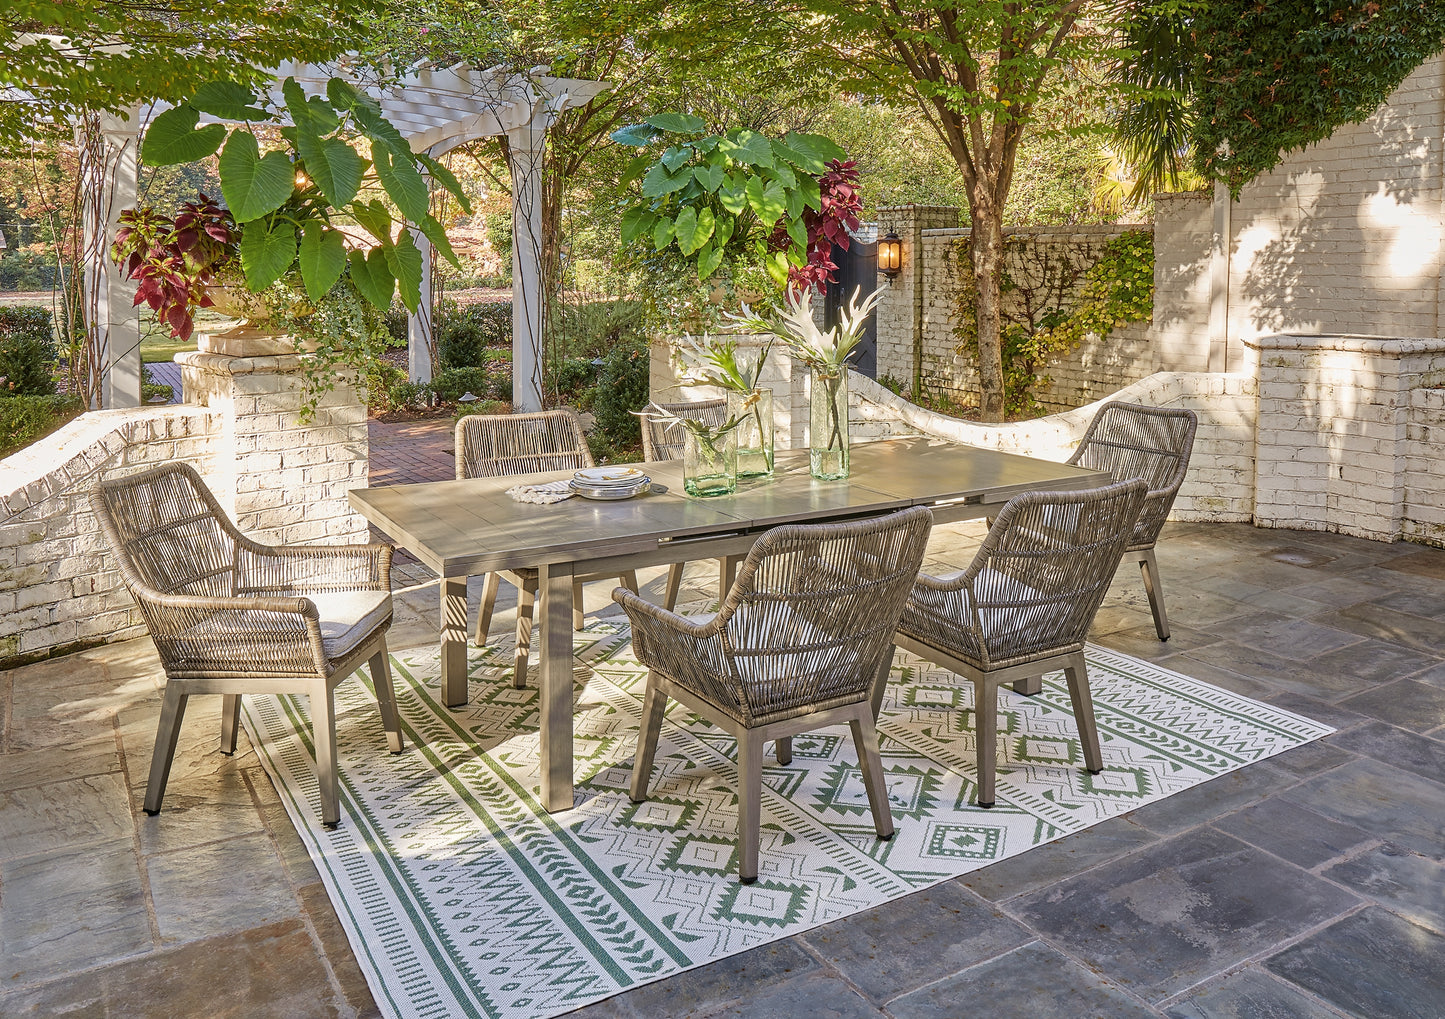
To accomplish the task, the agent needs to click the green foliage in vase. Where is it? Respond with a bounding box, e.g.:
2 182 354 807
674 334 770 395
734 286 880 378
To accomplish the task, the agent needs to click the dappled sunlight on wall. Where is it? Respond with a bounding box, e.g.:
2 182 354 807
1360 182 1442 285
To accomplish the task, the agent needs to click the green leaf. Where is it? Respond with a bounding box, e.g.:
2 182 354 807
385 232 424 313
651 216 675 249
782 132 845 166
640 162 692 199
769 162 797 190
374 144 429 222
305 137 366 208
718 183 747 216
772 139 825 174
661 145 692 173
785 188 803 221
764 250 790 286
696 241 723 280
644 111 706 134
719 130 773 168
141 105 226 166
298 222 346 301
415 152 471 215
189 81 267 121
238 217 297 290
335 80 410 157
418 214 459 268
694 164 725 192
218 131 294 222
745 176 786 225
620 206 656 246
673 206 716 256
713 214 735 248
347 247 395 309
619 153 652 190
282 78 339 143
351 199 394 244
796 174 822 213
785 215 807 252
610 122 663 147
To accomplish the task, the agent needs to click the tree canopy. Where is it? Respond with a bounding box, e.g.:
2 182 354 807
0 1 366 152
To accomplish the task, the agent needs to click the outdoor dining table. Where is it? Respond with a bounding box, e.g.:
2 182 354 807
349 435 1110 813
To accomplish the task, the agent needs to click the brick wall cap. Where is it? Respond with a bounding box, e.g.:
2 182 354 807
1244 333 1445 355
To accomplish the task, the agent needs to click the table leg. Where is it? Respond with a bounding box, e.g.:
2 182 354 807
538 561 576 812
441 575 469 708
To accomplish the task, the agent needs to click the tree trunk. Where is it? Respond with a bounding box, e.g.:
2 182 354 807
970 186 1007 421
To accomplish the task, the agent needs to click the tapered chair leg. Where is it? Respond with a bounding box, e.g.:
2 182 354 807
475 572 500 645
143 685 190 816
513 577 538 689
775 737 792 764
310 682 342 828
663 563 684 611
370 646 405 754
869 644 896 721
630 679 668 802
572 580 586 630
973 679 998 808
220 693 243 754
737 733 763 884
1138 547 1170 641
849 706 894 840
1062 655 1104 776
1011 675 1042 696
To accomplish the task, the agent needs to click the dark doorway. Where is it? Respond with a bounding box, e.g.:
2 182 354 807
823 239 879 378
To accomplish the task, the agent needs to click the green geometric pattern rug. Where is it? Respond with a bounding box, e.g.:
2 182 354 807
241 618 1332 1019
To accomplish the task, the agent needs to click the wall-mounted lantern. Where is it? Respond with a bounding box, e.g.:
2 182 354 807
878 231 903 283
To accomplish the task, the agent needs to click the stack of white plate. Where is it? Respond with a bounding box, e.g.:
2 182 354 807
569 466 652 500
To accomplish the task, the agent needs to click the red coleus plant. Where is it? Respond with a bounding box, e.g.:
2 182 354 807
110 193 239 340
769 159 863 292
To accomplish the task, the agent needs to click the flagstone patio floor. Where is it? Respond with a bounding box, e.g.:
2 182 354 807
3 513 1445 1017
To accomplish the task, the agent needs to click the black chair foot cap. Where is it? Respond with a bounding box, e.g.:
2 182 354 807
1159 635 1170 642
1088 768 1103 775
323 820 342 831
143 808 160 816
977 800 995 809
220 750 235 757
877 831 895 842
739 875 757 885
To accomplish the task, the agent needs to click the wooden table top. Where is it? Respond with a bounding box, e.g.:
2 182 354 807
349 435 1106 576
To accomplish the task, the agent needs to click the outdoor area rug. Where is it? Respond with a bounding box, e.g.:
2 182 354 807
241 617 1333 1019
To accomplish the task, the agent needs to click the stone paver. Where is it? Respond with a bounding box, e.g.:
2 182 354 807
3 519 1445 1017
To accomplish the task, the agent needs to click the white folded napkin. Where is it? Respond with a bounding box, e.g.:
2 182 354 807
505 480 575 505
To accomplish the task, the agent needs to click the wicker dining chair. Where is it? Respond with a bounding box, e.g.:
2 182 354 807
640 399 737 610
1066 401 1198 640
456 408 638 687
617 505 933 883
894 480 1147 810
90 462 404 829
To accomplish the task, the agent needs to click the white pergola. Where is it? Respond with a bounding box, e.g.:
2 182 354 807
88 59 609 411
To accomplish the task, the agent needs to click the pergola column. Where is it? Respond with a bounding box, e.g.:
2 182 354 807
84 109 142 409
506 121 548 413
407 224 434 384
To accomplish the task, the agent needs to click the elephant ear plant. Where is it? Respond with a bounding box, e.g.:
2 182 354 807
612 113 858 291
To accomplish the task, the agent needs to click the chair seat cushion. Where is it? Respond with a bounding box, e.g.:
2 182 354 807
309 589 392 660
901 568 1064 667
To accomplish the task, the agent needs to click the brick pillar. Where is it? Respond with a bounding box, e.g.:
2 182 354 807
1245 333 1445 541
176 332 370 545
876 206 961 394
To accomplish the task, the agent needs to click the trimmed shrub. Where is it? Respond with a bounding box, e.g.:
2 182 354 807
427 362 512 404
436 301 512 369
0 307 58 397
589 339 650 460
550 356 599 405
0 393 83 459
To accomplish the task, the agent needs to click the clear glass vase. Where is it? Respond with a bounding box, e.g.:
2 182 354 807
728 387 774 479
810 368 850 480
682 428 738 497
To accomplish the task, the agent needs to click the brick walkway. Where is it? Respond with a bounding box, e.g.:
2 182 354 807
367 417 454 486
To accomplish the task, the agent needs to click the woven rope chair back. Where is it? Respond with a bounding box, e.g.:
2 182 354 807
1068 402 1197 546
641 399 727 463
719 506 932 723
91 463 238 601
970 479 1147 661
456 408 594 479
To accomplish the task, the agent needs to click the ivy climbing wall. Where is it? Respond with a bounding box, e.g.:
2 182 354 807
874 218 1157 413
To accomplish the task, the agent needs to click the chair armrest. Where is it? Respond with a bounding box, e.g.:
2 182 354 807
237 542 393 594
613 588 742 714
612 588 722 638
129 585 330 677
